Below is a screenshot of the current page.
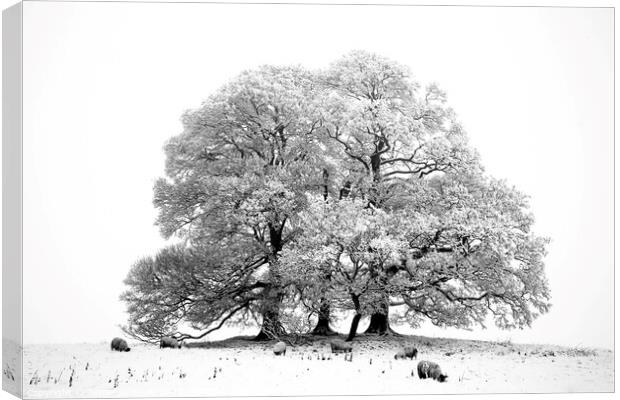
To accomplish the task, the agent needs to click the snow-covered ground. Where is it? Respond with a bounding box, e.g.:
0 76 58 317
11 335 614 398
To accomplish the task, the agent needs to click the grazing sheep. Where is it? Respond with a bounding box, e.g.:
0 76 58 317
273 341 287 356
417 360 448 382
394 346 418 360
330 339 352 354
160 337 182 349
110 337 130 352
394 350 407 359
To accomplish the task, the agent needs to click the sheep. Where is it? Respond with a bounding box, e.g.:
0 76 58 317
273 341 287 356
160 337 182 349
330 339 353 354
110 337 130 352
417 360 448 382
394 346 418 360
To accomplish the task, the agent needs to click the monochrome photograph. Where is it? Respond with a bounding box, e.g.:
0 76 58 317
2 1 614 398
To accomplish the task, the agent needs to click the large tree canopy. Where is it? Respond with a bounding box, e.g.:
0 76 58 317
122 51 550 342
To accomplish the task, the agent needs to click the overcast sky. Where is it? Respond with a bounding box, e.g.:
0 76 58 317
20 2 613 349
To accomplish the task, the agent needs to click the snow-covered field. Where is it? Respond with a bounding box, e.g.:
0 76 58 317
9 335 614 398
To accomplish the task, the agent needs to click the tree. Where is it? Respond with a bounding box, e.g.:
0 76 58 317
123 51 550 343
281 173 550 341
123 65 329 341
317 50 480 334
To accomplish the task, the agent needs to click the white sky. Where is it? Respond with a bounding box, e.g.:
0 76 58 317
18 2 612 349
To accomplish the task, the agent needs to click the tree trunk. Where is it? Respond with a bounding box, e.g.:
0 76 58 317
365 312 389 334
254 272 285 341
364 264 400 335
346 293 362 342
311 301 337 336
346 313 362 342
254 308 285 341
364 298 398 335
254 223 286 341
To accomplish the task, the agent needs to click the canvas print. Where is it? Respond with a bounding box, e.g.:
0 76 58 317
2 2 614 398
